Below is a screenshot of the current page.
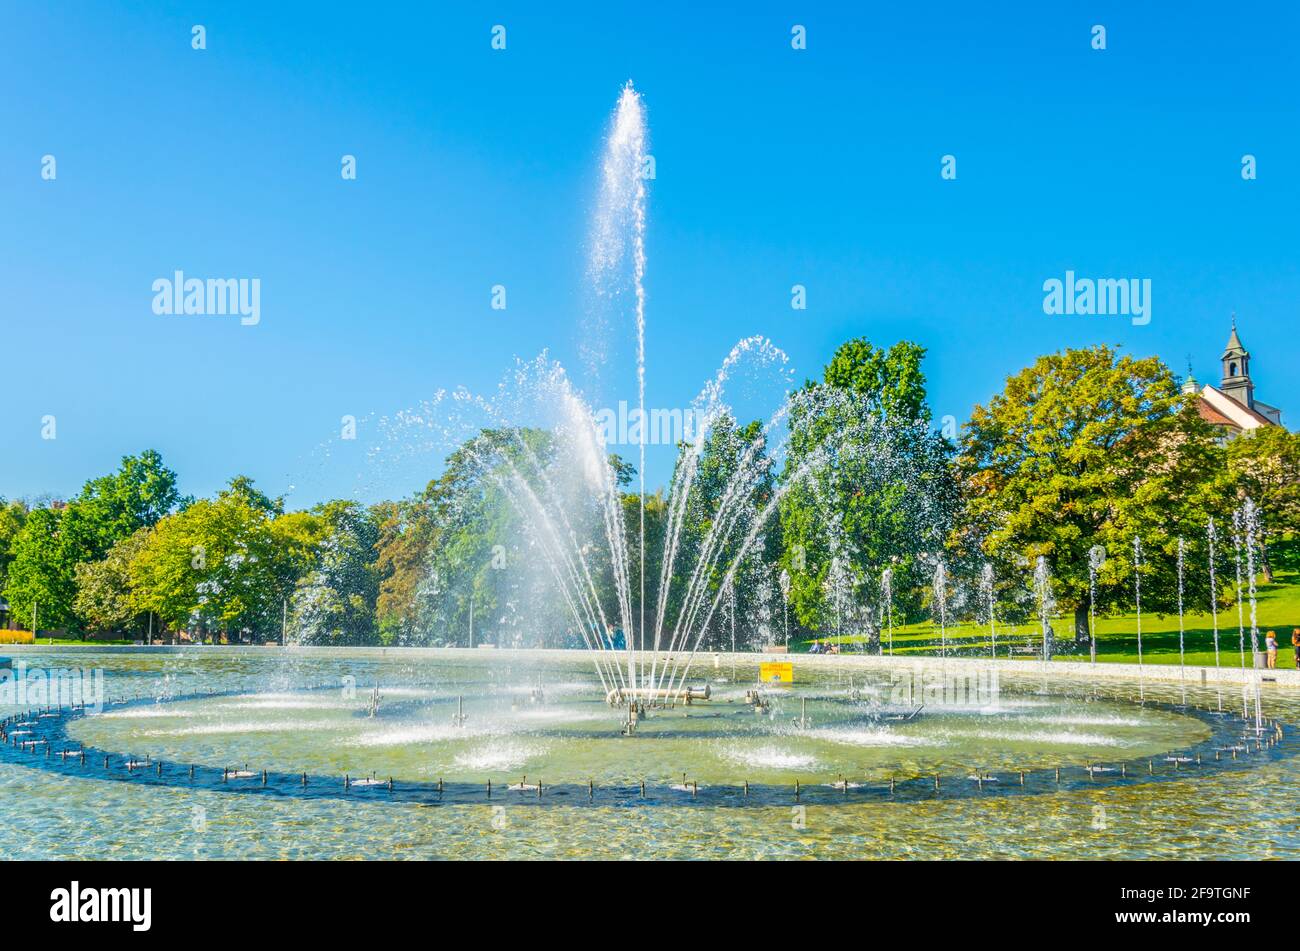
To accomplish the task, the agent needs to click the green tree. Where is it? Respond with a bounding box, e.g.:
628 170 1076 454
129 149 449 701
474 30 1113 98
61 450 182 563
959 346 1232 641
4 507 79 631
288 501 381 645
660 414 776 651
0 498 29 591
130 478 282 641
1226 426 1300 580
779 338 957 640
374 428 554 646
73 527 153 634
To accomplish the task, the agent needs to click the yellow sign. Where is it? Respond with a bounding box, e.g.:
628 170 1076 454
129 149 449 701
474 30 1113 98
760 661 794 685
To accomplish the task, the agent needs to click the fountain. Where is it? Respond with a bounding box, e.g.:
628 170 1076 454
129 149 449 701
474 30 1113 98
825 555 852 652
1033 556 1054 662
1207 518 1221 667
1233 508 1247 668
880 566 895 657
1088 544 1106 664
778 568 791 650
2 85 1298 865
1176 537 1187 676
980 562 996 659
932 560 949 657
1132 537 1144 672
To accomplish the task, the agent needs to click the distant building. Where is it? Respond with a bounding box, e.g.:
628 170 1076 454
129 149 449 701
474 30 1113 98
1186 318 1284 438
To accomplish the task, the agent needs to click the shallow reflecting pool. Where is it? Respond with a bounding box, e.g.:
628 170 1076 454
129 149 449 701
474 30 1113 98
2 649 1297 859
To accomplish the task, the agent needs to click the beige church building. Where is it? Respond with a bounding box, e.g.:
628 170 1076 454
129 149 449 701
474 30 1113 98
1185 319 1284 437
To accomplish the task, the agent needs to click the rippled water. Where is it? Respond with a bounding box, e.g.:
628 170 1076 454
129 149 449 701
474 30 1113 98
2 649 1297 859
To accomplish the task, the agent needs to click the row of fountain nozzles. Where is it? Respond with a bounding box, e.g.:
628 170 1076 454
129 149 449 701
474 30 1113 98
606 684 710 706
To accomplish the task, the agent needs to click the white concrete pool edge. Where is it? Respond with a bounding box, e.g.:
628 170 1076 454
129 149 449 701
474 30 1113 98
4 643 1297 689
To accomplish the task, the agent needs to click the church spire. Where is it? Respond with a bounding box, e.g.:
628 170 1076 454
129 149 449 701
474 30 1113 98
1220 314 1253 409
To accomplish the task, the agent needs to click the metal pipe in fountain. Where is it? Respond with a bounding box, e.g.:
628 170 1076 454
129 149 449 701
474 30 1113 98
606 684 710 706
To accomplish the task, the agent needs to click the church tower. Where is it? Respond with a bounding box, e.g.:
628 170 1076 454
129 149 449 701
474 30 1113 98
1220 316 1254 409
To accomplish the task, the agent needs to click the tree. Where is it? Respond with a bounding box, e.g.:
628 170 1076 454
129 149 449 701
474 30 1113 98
959 346 1232 641
288 501 381 645
3 507 79 631
0 498 28 592
373 428 555 646
73 528 152 634
6 451 183 634
130 478 282 640
1226 426 1300 579
660 414 776 651
779 338 957 640
61 450 182 564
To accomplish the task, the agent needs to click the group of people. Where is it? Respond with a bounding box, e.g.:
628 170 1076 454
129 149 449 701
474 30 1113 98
1263 628 1300 670
807 640 841 654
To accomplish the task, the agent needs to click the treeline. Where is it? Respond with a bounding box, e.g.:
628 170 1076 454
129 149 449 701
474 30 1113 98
1 339 1298 648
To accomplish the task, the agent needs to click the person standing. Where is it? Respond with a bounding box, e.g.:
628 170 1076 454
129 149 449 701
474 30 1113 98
1265 630 1278 669
1291 628 1300 668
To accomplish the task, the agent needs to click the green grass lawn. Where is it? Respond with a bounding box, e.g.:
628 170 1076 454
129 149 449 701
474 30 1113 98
801 539 1300 669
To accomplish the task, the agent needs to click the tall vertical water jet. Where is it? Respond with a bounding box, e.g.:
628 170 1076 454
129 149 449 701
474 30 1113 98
1088 545 1106 664
826 555 852 650
726 574 737 681
1176 536 1187 677
591 82 650 686
1132 537 1144 673
980 562 996 659
1233 507 1246 668
1244 501 1264 731
778 568 791 650
1207 517 1220 667
932 560 948 657
1033 556 1054 662
881 567 894 657
1243 498 1261 661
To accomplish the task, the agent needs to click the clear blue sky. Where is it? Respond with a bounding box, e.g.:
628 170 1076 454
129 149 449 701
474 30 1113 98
2 2 1297 507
